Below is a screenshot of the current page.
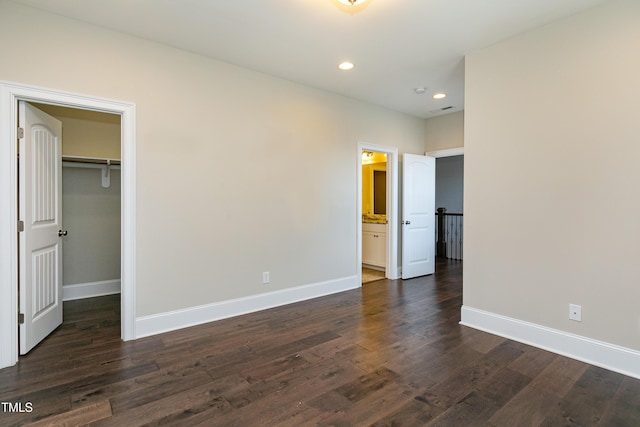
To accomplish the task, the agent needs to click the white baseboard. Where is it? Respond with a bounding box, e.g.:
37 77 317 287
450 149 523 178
460 305 640 380
135 275 360 339
63 279 121 301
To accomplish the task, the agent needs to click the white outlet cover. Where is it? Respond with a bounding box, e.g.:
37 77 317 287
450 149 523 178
569 304 582 321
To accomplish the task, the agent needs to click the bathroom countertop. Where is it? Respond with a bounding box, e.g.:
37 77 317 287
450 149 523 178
362 214 387 224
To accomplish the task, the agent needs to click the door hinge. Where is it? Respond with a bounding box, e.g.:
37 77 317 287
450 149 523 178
17 220 24 232
17 127 24 139
18 313 24 324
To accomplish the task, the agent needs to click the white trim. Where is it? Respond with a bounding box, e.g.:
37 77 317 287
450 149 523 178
461 305 640 380
63 280 121 301
0 81 137 369
426 147 464 158
136 275 359 339
357 142 400 282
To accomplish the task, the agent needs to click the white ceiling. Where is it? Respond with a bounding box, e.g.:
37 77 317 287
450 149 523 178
12 0 610 118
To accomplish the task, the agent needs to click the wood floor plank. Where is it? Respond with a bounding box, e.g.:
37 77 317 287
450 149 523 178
2 259 640 426
331 366 401 403
488 385 563 427
599 376 640 425
109 369 214 414
529 356 590 397
370 398 445 427
415 340 525 411
507 345 557 379
459 327 507 355
315 380 415 426
89 383 233 426
545 365 625 426
239 353 311 385
1 391 70 426
428 390 500 427
25 400 112 427
0 359 158 399
208 357 369 426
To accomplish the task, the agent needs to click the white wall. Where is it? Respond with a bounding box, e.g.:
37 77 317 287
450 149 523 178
464 0 640 351
0 2 426 318
425 111 464 151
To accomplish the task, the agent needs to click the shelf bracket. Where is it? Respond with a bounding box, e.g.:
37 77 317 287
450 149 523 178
101 160 111 188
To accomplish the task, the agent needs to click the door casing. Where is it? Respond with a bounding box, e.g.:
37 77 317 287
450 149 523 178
0 81 137 369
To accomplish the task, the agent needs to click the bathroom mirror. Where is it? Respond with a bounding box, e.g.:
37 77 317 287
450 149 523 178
373 170 386 214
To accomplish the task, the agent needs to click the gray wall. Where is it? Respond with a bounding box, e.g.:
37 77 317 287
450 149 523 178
435 155 463 213
62 167 121 286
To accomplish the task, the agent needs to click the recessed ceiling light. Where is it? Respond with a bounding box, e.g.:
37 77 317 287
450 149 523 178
414 87 427 95
337 0 367 5
338 62 355 71
433 93 447 99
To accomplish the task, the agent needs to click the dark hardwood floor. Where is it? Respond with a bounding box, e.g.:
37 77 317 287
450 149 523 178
2 259 640 426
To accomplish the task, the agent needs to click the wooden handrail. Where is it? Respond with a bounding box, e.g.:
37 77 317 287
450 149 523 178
434 212 463 216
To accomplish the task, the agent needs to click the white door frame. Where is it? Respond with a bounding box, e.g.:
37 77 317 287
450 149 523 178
0 81 137 369
426 147 464 158
427 147 464 263
357 142 399 282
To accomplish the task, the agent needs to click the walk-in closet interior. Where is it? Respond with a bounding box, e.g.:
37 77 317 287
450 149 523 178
33 103 121 301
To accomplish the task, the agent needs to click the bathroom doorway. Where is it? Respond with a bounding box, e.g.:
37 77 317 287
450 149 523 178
361 151 387 283
356 143 399 285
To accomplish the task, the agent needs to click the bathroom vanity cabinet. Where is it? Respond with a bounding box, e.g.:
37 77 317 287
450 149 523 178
362 222 386 268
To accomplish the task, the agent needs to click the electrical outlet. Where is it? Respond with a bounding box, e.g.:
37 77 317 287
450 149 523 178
569 304 582 322
263 272 270 284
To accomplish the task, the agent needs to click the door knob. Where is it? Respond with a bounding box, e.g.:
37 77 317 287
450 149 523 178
58 229 68 237
403 220 411 225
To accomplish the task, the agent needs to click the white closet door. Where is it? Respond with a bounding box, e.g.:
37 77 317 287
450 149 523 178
19 102 64 354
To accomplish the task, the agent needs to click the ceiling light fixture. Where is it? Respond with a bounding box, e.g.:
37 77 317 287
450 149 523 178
433 93 447 99
414 87 427 95
338 62 355 71
338 0 367 5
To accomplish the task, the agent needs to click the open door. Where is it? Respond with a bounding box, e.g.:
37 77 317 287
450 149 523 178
402 153 435 279
19 102 64 354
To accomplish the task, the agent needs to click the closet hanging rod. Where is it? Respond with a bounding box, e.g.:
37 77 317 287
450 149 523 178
62 155 120 166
